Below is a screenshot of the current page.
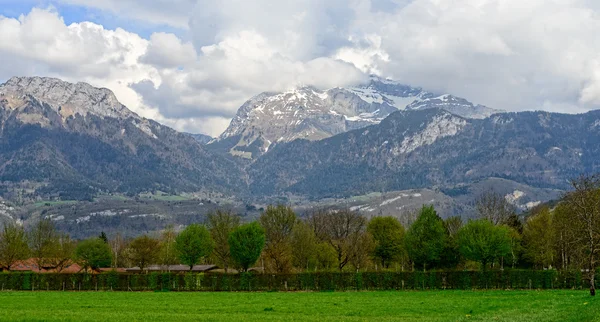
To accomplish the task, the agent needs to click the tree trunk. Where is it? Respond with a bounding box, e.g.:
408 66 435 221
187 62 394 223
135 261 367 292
591 272 596 296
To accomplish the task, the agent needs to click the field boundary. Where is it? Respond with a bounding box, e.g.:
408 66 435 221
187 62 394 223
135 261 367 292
1 270 598 292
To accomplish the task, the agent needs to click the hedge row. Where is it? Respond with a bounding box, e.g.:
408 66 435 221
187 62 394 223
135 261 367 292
0 270 598 292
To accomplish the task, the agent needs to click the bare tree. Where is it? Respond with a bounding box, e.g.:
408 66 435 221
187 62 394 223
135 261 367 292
49 234 76 272
444 216 463 238
309 209 368 271
553 203 582 270
259 205 296 273
207 210 240 272
475 190 517 225
159 225 179 267
290 220 317 271
563 174 600 296
0 223 29 270
28 219 59 271
108 232 128 268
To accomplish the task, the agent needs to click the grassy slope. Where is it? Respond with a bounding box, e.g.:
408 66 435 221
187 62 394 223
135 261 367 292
0 290 598 321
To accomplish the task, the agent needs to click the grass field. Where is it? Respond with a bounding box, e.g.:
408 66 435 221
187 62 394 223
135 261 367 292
0 290 598 321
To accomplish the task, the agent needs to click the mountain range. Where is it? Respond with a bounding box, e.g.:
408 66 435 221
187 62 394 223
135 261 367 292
0 77 244 201
213 77 501 158
1 76 598 228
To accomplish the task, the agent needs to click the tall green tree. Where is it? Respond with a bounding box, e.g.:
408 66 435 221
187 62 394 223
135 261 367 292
128 235 160 270
175 224 213 269
456 219 512 270
228 222 265 272
368 216 406 269
405 205 446 271
259 205 296 273
0 223 29 270
522 207 555 268
207 210 240 272
75 238 112 271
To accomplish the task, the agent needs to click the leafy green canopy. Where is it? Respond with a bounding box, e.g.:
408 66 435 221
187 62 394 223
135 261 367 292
228 222 265 272
457 219 512 269
75 237 112 270
368 216 405 268
175 224 213 268
405 205 447 271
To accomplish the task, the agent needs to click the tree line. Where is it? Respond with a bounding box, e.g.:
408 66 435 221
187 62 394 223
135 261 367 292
1 175 599 291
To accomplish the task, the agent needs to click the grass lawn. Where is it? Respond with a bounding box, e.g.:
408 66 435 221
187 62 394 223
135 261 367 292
0 290 598 321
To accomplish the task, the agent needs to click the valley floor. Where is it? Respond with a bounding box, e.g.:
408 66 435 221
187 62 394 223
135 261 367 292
0 290 597 321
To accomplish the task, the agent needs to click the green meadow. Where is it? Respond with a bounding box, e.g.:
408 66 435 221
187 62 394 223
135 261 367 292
0 290 597 321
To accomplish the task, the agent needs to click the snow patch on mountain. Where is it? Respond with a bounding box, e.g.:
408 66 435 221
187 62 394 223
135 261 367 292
216 76 502 158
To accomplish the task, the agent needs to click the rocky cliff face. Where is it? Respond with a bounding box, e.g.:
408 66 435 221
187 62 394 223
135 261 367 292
214 76 500 158
0 77 245 200
248 108 600 198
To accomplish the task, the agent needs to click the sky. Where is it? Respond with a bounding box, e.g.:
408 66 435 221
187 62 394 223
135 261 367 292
1 0 600 136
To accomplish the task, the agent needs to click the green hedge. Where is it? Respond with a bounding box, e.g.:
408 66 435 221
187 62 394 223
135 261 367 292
0 270 596 292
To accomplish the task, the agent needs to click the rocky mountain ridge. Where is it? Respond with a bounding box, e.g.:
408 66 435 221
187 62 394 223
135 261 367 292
214 77 501 158
0 77 245 201
248 107 600 198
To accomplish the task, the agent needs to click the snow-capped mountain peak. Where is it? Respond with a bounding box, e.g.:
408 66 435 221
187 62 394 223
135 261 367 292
214 76 503 158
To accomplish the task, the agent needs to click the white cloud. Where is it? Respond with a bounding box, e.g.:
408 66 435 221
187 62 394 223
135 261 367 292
2 1 600 137
349 0 600 111
0 7 157 113
140 32 197 69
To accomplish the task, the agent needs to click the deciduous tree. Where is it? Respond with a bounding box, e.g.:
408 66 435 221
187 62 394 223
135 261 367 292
456 219 512 270
228 222 265 272
310 209 368 271
128 235 160 270
405 205 447 271
158 225 179 267
522 207 555 268
28 219 59 271
290 220 318 271
368 216 406 269
475 190 517 225
563 174 600 295
259 205 296 273
75 238 112 271
49 234 76 272
175 224 213 269
0 223 29 270
207 210 240 272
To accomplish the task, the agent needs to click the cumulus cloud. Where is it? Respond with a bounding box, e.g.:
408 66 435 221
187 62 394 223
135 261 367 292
349 0 600 111
140 32 197 69
2 1 600 137
0 7 158 113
